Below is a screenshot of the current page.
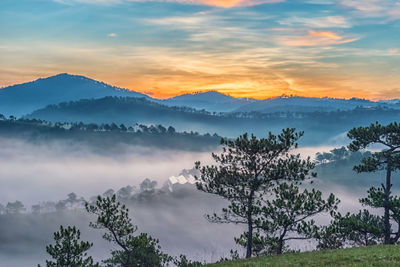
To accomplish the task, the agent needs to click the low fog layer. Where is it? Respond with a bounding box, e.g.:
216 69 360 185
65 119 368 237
0 137 398 266
0 138 215 205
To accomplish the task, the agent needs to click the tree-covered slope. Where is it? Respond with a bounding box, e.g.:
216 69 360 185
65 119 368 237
26 96 400 145
0 116 220 151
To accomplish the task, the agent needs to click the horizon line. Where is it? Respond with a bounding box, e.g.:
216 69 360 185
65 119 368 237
1 72 398 102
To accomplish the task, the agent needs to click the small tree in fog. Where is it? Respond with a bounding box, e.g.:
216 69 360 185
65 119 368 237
42 225 98 267
242 183 338 255
348 122 400 244
6 200 25 214
0 203 5 215
85 195 170 266
317 209 384 249
195 129 316 258
359 188 400 243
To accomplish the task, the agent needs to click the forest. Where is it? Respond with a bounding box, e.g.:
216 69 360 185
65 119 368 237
25 96 400 145
0 115 220 152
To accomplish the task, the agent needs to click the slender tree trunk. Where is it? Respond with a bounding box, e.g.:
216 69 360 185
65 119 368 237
384 162 392 244
364 232 368 246
246 191 254 258
277 228 287 254
277 239 284 254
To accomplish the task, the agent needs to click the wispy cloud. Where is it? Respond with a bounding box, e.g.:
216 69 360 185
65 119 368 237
108 33 117 37
53 0 284 7
339 0 400 21
278 16 351 28
278 30 359 47
388 48 399 54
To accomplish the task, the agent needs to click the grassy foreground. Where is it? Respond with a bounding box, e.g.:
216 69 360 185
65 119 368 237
207 245 400 267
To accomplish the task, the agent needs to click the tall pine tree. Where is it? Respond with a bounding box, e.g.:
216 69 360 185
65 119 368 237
348 122 400 244
195 129 315 258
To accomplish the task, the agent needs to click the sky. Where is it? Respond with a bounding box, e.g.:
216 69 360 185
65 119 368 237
0 0 400 100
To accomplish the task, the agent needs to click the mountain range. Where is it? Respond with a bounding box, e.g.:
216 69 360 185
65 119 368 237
1 73 399 117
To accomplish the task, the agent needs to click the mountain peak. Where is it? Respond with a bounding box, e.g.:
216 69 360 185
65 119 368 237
170 90 235 101
39 73 94 82
0 74 149 116
195 90 230 97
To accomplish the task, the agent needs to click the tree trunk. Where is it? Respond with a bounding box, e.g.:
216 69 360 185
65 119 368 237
246 191 254 258
364 232 368 246
277 239 284 254
384 162 392 244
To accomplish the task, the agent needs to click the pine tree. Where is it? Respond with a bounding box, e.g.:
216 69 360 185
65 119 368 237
85 195 170 266
348 122 400 244
253 183 338 254
43 225 98 267
195 129 316 258
317 210 384 249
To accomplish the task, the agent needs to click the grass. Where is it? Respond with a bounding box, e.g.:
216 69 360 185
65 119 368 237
207 245 400 267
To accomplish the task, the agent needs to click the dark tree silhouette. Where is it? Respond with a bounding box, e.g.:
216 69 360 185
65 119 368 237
42 225 98 267
317 209 384 249
252 183 338 254
348 122 400 244
85 195 170 266
195 129 315 258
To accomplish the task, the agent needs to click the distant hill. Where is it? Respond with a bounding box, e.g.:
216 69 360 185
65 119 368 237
25 96 400 146
0 73 148 116
235 96 392 113
161 92 397 113
26 96 229 135
161 91 259 112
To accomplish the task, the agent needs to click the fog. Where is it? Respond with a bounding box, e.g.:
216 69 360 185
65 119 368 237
0 138 215 205
0 137 396 266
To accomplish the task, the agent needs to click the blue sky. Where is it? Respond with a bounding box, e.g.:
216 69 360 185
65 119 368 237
1 0 400 99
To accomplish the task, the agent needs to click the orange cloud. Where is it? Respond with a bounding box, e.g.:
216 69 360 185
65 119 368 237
194 0 283 8
279 30 359 47
56 0 284 8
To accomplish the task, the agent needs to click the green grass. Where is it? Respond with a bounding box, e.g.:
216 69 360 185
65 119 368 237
207 245 400 267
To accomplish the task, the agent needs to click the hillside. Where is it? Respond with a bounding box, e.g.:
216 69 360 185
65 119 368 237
235 96 394 113
26 96 400 145
208 245 400 267
0 116 220 152
26 96 228 135
161 91 259 112
0 73 148 116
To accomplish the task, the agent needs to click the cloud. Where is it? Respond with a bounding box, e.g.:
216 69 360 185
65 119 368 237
388 48 399 54
190 0 284 8
278 30 359 47
279 16 351 28
53 0 122 4
53 0 284 7
108 33 117 37
339 0 400 21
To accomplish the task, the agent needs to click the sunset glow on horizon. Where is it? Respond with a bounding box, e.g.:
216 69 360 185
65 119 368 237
1 0 400 100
